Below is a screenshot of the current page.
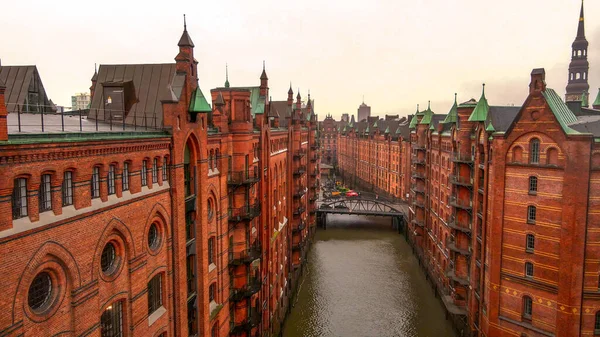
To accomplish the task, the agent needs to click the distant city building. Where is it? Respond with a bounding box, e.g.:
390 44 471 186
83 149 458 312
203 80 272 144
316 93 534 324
357 100 371 122
71 92 90 110
341 113 349 122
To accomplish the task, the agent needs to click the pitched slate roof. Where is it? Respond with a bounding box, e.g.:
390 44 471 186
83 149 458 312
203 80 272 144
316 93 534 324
0 65 52 113
270 101 292 127
486 106 520 132
89 63 184 127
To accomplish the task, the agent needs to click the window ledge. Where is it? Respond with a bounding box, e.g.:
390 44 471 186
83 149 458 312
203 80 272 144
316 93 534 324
148 306 166 326
209 263 216 273
208 169 220 177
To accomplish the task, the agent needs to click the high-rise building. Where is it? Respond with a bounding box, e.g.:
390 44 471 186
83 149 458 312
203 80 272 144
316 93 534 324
357 100 371 122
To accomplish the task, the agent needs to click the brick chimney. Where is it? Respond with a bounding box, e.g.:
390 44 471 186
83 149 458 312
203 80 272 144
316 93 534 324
529 68 546 95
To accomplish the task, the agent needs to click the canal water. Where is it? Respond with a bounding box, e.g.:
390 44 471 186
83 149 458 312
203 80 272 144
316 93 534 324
282 214 456 337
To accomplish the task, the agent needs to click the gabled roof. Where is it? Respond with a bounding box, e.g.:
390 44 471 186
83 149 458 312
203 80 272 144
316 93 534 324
542 88 579 135
486 106 520 132
0 65 52 113
189 87 211 113
419 103 434 125
594 88 600 107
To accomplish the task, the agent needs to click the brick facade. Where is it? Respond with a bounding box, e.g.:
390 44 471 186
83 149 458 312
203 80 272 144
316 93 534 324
0 25 318 337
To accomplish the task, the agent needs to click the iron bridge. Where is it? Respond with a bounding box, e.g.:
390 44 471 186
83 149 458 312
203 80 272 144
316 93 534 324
317 198 404 217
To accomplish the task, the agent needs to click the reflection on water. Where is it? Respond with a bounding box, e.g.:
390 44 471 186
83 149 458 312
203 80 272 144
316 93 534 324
282 215 456 337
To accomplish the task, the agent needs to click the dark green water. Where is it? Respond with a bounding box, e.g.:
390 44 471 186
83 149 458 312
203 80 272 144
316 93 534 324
282 215 456 337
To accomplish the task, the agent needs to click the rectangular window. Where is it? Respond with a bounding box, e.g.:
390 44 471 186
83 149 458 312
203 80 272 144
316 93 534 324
39 174 52 212
147 274 163 314
187 255 196 296
523 296 532 319
141 160 148 186
209 283 216 302
208 238 215 265
152 158 158 184
162 157 168 182
184 164 191 196
525 262 534 278
122 163 129 191
108 165 116 195
527 206 536 223
187 300 198 336
12 178 28 219
92 167 100 199
62 172 73 206
186 212 195 242
100 301 123 337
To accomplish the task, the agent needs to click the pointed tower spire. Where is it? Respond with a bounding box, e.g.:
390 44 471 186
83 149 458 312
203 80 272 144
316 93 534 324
224 63 230 88
577 0 585 38
91 63 98 81
593 88 600 109
260 60 268 80
288 82 293 95
566 0 589 102
178 14 195 47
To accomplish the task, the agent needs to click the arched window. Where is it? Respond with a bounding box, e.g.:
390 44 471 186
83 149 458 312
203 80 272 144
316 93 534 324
528 176 538 194
211 323 219 337
525 262 534 278
208 237 215 265
512 146 523 163
184 145 192 196
209 283 217 302
209 150 214 170
576 72 581 80
546 148 558 166
522 296 532 320
529 139 540 164
526 234 535 252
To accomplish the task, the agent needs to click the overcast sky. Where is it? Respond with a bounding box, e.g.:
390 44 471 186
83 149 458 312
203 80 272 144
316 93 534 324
2 0 599 119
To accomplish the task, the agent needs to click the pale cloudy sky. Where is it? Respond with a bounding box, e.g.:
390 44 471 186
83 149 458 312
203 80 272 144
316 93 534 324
2 0 599 120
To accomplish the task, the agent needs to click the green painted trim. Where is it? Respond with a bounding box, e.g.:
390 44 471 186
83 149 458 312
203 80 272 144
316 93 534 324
4 131 170 145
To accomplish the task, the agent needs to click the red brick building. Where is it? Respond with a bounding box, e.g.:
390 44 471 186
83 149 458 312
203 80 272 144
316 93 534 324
0 23 318 337
337 2 600 336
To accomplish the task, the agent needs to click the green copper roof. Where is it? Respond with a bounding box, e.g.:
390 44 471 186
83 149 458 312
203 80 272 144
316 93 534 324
582 90 589 107
349 121 354 128
373 120 378 128
414 104 424 116
384 126 390 134
485 121 496 132
233 86 265 115
365 125 370 133
395 127 402 134
442 94 458 124
419 102 434 125
429 123 435 130
409 115 418 129
343 125 347 132
541 88 579 135
594 88 600 107
189 87 212 113
468 85 489 122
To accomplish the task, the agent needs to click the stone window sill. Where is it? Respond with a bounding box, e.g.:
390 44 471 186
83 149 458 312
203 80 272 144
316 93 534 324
148 306 166 326
209 263 216 273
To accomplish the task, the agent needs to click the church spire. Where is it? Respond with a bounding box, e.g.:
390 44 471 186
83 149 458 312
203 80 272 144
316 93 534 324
224 63 230 88
566 0 589 102
178 14 194 47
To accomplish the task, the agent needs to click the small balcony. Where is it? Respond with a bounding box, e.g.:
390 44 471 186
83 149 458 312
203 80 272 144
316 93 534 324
411 171 426 180
411 185 425 194
292 221 306 234
447 217 472 234
411 219 425 227
449 174 473 187
446 237 471 256
411 155 426 165
293 166 306 177
230 307 261 335
310 142 320 150
230 277 262 302
310 171 318 178
310 155 318 162
449 196 472 210
413 144 426 150
292 239 306 251
228 201 262 223
293 205 306 217
227 169 260 186
451 153 474 164
445 267 470 286
413 199 425 209
293 188 307 199
294 149 307 159
229 242 262 266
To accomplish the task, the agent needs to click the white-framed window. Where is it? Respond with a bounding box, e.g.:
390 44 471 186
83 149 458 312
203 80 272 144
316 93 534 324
108 165 116 195
141 160 148 186
122 163 130 191
152 158 158 184
12 178 28 219
62 171 73 206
